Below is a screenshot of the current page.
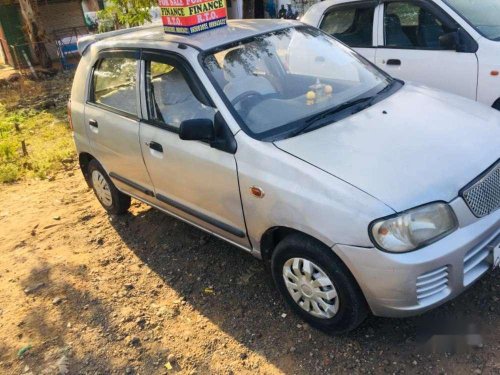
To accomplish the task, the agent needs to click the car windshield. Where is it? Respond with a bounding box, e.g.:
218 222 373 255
444 0 500 41
202 26 392 140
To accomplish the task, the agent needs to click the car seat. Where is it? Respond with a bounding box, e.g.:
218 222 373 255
341 10 373 46
418 8 445 49
385 14 413 47
98 86 137 114
153 69 214 126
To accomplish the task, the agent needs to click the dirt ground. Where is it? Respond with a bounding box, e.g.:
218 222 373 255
0 73 499 375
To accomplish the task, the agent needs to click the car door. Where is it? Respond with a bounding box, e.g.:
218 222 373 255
84 50 155 200
318 1 378 62
138 51 250 248
375 0 478 99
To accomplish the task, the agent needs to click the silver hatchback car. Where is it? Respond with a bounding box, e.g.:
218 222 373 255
70 19 500 333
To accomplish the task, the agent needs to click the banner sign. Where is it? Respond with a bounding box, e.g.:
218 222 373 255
159 0 227 35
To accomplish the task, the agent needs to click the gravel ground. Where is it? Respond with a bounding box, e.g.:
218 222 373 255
0 169 499 375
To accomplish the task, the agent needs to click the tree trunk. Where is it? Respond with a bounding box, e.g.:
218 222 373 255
18 0 52 69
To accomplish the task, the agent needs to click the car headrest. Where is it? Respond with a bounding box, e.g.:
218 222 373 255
419 8 438 26
385 14 403 28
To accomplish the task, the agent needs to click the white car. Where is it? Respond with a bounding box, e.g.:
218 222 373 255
302 0 500 110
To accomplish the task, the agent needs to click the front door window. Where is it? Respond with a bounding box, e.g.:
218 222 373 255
146 61 216 129
384 2 454 49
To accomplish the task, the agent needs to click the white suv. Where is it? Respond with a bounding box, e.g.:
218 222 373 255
70 20 500 333
303 0 500 109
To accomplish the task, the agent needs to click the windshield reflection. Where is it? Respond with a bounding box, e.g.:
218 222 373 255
203 27 391 140
444 0 500 41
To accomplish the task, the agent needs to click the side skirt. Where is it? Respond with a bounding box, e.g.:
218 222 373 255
125 191 254 255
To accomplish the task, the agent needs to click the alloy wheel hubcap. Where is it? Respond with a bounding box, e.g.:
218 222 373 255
91 170 113 207
282 257 340 319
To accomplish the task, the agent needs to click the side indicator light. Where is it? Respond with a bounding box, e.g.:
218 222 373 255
491 70 499 76
250 186 265 198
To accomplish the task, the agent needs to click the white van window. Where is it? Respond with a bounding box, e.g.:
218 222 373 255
384 2 454 49
444 0 500 41
320 5 375 48
92 57 137 115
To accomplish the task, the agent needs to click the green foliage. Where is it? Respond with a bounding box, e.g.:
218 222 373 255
0 106 74 183
97 0 158 32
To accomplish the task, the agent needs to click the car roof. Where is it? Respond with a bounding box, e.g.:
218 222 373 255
80 19 302 54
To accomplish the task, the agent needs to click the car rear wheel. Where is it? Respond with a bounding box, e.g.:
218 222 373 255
493 99 500 111
271 233 368 334
88 159 130 215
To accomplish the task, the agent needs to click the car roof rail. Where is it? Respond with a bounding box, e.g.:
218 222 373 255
77 23 161 56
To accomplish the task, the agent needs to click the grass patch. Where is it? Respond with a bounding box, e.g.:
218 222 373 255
0 103 75 183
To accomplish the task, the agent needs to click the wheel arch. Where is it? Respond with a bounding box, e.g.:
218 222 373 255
79 151 96 187
260 226 334 263
264 226 372 320
493 98 500 111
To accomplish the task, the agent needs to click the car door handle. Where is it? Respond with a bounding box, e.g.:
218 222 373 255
148 141 163 153
88 119 98 128
386 59 401 66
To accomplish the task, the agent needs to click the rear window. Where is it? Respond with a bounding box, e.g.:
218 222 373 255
320 5 375 47
91 57 138 116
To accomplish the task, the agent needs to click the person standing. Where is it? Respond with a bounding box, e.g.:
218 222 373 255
278 4 287 18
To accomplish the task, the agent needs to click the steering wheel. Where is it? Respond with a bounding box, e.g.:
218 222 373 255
230 90 263 107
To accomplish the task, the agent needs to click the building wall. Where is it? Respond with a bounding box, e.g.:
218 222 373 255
0 3 29 66
38 0 86 59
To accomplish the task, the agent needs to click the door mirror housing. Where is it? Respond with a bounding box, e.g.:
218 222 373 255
439 31 459 51
179 119 214 142
178 113 237 154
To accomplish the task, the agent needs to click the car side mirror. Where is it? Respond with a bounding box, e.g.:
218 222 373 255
439 31 460 51
179 119 214 142
179 113 237 154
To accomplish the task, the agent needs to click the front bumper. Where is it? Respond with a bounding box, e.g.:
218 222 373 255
333 198 500 318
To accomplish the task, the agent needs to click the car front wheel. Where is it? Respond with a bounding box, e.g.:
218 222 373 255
271 233 368 334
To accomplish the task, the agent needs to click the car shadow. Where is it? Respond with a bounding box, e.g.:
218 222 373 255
109 204 499 373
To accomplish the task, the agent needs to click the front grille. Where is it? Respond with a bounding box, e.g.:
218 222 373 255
462 160 500 218
416 266 450 304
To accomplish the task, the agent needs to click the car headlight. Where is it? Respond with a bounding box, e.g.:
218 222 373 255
370 202 458 253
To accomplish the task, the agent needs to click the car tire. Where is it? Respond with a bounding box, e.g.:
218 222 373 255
493 99 500 111
271 233 368 334
88 159 131 215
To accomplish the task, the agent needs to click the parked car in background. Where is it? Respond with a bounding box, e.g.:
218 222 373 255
71 20 500 334
302 0 500 110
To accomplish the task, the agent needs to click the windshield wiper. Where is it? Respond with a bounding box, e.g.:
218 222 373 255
288 80 397 138
289 96 373 138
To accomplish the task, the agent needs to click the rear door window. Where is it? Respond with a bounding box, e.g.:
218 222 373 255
320 4 376 47
91 57 138 116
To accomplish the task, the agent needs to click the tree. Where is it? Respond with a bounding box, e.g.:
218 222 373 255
18 0 52 68
97 0 158 32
